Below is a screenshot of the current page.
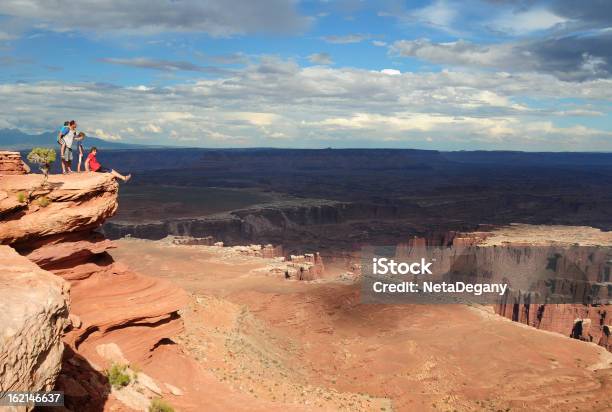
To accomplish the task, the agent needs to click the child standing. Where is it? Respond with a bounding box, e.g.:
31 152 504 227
76 132 86 172
57 121 70 174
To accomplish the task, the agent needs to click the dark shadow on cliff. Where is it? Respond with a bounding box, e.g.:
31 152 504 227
37 346 111 412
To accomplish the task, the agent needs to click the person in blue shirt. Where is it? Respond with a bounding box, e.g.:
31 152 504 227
57 121 71 174
61 120 78 173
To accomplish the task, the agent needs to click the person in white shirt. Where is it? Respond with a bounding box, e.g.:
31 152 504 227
61 121 82 173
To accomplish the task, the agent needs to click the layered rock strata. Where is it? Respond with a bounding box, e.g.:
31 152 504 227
0 151 29 175
0 160 188 410
0 246 69 412
401 224 612 351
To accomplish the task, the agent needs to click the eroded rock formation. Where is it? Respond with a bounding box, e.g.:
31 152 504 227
165 235 325 280
0 151 29 175
0 157 188 410
402 224 612 351
0 246 69 411
478 225 612 351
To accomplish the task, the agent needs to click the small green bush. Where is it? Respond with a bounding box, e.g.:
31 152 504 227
27 147 56 182
37 196 51 208
16 192 27 203
27 147 56 169
149 398 175 412
106 363 131 389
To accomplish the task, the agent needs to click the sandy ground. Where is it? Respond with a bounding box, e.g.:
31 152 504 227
110 238 612 412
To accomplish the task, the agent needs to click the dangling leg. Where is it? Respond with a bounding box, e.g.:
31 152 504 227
110 169 131 182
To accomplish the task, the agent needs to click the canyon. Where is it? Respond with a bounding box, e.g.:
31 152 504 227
0 152 292 411
2 150 612 411
97 148 612 263
111 234 612 411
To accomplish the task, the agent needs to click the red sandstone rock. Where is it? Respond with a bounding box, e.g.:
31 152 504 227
403 225 612 352
0 245 69 399
0 151 29 175
24 232 116 269
0 173 118 244
0 154 189 410
464 225 612 352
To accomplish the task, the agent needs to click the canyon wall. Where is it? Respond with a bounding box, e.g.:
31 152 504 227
0 155 188 410
399 226 612 351
102 201 431 241
476 226 611 350
102 201 347 242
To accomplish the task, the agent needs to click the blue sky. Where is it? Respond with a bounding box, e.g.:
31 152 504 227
0 0 611 150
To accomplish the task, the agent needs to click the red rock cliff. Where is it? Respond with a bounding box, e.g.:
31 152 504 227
459 225 611 351
0 158 188 410
397 225 611 351
0 245 69 409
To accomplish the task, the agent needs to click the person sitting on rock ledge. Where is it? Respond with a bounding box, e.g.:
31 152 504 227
85 147 131 182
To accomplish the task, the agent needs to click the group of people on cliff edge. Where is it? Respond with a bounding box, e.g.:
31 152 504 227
57 120 131 182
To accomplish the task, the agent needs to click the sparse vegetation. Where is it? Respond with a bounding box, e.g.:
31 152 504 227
149 398 175 412
16 191 27 203
106 363 132 389
27 147 56 183
36 196 51 208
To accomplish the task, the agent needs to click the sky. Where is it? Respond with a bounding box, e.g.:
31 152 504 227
0 0 611 150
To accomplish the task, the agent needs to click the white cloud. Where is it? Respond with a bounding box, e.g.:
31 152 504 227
490 8 568 35
308 53 333 65
0 31 16 41
412 0 458 33
101 57 230 74
391 39 515 68
0 60 611 150
322 34 370 44
389 35 612 81
228 112 279 126
315 112 612 148
0 0 311 36
94 128 122 141
380 69 401 76
142 124 162 133
580 53 607 77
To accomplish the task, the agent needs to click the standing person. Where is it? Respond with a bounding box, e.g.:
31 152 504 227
57 121 70 174
85 147 131 182
76 132 86 172
61 120 78 173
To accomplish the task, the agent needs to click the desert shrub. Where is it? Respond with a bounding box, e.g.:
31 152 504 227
16 192 27 203
149 398 175 412
27 147 56 172
27 147 56 182
106 363 131 389
37 196 51 207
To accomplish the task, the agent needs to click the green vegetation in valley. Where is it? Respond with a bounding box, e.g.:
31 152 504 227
149 398 175 412
36 196 51 207
106 363 132 389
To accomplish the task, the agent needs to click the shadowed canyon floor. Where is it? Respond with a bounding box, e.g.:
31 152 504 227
111 238 612 411
101 149 612 252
